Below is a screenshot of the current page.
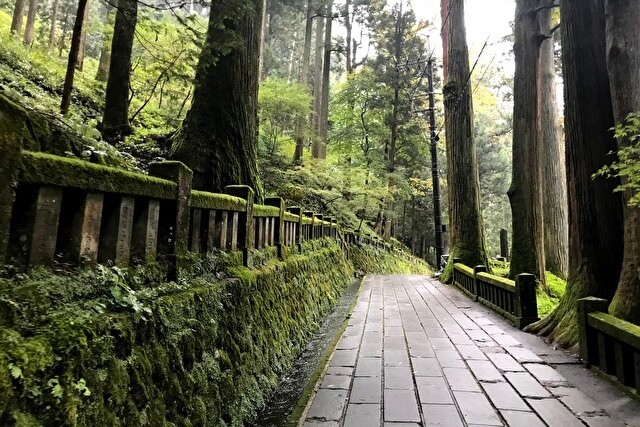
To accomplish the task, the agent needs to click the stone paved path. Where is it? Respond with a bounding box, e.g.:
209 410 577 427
300 275 637 427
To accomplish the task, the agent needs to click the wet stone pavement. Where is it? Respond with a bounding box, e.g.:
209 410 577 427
300 275 639 427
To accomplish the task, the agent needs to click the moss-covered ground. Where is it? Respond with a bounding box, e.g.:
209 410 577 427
0 240 429 426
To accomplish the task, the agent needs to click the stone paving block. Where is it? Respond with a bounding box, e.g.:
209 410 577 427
360 341 383 357
430 337 456 350
383 423 420 427
320 374 352 390
416 377 454 404
384 389 421 422
453 391 503 426
364 331 383 343
523 363 568 384
492 333 522 347
330 349 358 367
466 328 493 343
456 345 488 361
527 398 585 427
435 350 465 368
452 314 479 330
384 349 410 367
411 357 442 377
306 389 348 421
550 386 603 415
504 372 551 398
443 368 482 392
385 326 405 336
326 366 353 376
356 357 382 377
475 317 494 326
424 328 448 338
343 403 381 427
337 336 361 350
481 381 529 411
580 415 626 427
303 421 340 427
385 366 414 389
505 346 543 363
409 344 435 358
449 334 475 346
443 325 466 335
365 323 383 333
467 360 504 383
350 377 382 403
421 404 464 426
487 353 526 372
405 331 428 344
500 410 546 427
403 323 423 332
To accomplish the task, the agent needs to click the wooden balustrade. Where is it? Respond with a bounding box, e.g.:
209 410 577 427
0 151 413 274
578 297 640 395
452 261 538 329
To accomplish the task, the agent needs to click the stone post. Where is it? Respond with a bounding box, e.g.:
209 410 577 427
288 207 303 252
472 265 487 301
266 197 285 257
98 196 135 266
225 185 254 267
577 297 608 367
500 229 509 260
514 273 539 329
149 161 192 279
131 199 160 263
0 132 21 263
303 211 313 240
315 214 323 238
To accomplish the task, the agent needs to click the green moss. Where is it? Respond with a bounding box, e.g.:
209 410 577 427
283 212 299 222
253 204 281 218
19 151 177 200
190 190 247 211
349 244 433 277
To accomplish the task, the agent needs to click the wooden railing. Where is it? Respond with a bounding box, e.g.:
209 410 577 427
452 260 538 329
578 297 640 395
0 151 410 275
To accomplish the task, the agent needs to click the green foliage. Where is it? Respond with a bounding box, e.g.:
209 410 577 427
595 112 640 206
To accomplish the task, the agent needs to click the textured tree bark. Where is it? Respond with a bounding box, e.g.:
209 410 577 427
508 0 546 286
75 0 90 70
10 0 26 35
292 0 314 163
313 5 332 159
538 8 568 278
312 2 325 135
22 0 37 45
48 0 59 45
345 0 352 74
171 0 263 199
95 2 115 82
527 0 623 348
440 0 488 280
258 0 268 80
100 0 138 140
60 0 88 115
605 0 640 324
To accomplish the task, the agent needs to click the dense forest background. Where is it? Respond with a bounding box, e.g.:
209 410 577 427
0 0 515 261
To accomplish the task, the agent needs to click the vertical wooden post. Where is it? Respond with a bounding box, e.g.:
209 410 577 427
149 161 192 279
288 207 303 252
303 210 313 240
514 273 539 329
29 186 63 266
230 211 239 251
0 133 21 263
472 265 486 301
225 185 254 267
71 192 104 264
266 197 285 257
577 297 609 367
131 199 160 263
190 208 202 253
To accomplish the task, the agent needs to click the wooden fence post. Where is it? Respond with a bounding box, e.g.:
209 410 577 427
514 273 538 329
472 265 486 301
577 297 609 367
265 197 284 258
149 161 192 279
225 185 254 267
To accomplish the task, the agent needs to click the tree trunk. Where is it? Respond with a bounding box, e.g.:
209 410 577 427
313 4 331 159
95 1 114 82
440 0 449 78
75 0 90 70
527 0 623 348
312 3 325 134
292 0 314 164
605 0 640 324
508 0 546 286
48 0 59 45
258 0 268 80
11 0 26 35
345 0 352 74
60 0 89 115
22 0 37 45
538 8 568 278
100 0 137 141
171 0 263 198
440 0 488 280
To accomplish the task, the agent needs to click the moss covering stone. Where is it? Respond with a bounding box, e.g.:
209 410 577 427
19 151 177 200
189 191 247 212
349 244 433 277
252 204 281 218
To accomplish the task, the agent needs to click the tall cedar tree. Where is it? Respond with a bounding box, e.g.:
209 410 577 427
60 0 89 115
96 2 115 82
605 0 640 323
22 0 37 45
538 5 568 278
292 0 314 163
171 0 263 198
440 0 488 280
10 0 26 34
528 0 623 347
508 0 545 285
100 0 138 140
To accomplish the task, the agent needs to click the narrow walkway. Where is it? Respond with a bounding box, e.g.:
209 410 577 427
301 275 640 427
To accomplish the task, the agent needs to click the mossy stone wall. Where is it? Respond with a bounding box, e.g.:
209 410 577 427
0 239 354 426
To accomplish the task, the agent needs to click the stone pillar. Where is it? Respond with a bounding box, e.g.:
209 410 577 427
131 199 160 263
472 265 487 301
303 211 313 240
225 185 254 267
98 196 135 266
288 207 303 252
61 192 104 265
577 297 608 367
208 211 227 251
514 273 539 329
315 214 323 238
29 186 63 266
149 161 192 279
189 208 202 253
500 229 509 260
0 133 21 263
266 197 285 257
